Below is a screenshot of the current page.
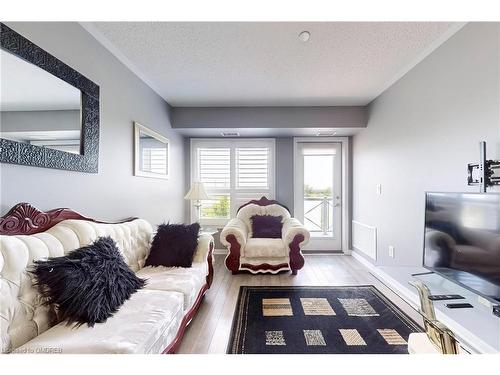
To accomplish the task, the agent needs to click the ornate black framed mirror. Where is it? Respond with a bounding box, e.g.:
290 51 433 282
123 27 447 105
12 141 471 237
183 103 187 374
0 23 100 173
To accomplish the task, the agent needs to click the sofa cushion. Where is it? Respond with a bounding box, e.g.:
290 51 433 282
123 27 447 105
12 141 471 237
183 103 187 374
244 238 287 258
145 223 200 268
137 263 207 311
14 289 184 354
251 215 283 238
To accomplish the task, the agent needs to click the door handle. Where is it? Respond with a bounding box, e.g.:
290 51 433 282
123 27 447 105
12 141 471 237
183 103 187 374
333 196 341 207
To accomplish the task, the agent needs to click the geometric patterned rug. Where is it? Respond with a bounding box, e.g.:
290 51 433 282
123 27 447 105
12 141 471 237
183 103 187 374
227 286 422 354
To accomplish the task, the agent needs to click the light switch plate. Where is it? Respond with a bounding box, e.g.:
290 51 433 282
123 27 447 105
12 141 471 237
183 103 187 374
376 184 382 195
388 245 395 258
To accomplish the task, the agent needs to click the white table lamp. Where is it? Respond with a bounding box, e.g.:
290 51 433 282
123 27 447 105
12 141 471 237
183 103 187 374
184 181 209 221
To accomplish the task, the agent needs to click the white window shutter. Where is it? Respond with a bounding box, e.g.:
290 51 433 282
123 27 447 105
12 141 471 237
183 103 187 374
198 148 230 188
191 140 275 225
236 147 269 189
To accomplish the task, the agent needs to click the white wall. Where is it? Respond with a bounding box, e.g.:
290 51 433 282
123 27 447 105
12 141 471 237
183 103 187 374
275 137 295 213
0 22 186 225
352 22 500 266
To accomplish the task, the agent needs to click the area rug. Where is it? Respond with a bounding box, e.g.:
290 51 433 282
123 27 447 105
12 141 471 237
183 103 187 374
227 286 422 354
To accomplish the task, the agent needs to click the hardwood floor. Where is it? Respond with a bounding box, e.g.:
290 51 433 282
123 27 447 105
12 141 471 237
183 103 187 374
177 254 423 354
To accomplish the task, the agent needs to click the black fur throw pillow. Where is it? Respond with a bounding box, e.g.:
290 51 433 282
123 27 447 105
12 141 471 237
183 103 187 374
30 236 146 327
145 223 200 268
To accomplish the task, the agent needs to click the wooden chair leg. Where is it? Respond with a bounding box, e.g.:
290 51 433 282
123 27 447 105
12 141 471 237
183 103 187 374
289 234 305 275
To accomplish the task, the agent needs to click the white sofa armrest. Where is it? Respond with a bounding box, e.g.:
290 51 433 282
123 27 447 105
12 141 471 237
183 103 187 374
282 218 310 246
192 233 215 264
221 218 248 247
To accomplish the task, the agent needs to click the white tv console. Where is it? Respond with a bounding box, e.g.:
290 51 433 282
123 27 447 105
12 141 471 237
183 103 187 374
352 252 500 354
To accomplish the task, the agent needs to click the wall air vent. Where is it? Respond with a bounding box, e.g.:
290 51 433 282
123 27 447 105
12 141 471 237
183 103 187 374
316 131 337 137
221 132 240 137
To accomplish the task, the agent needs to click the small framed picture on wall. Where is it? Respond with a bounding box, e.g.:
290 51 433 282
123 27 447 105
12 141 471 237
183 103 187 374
133 122 170 179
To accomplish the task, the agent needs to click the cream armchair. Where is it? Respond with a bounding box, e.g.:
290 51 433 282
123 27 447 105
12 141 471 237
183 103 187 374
221 197 310 275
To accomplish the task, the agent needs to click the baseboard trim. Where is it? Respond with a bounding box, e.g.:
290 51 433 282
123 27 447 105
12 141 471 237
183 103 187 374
303 250 343 255
351 250 377 271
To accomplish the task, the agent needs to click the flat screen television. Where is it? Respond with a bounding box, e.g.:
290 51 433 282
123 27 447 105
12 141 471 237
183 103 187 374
424 192 500 303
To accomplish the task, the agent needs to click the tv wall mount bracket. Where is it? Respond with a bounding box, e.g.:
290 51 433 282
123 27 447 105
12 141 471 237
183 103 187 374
467 141 500 192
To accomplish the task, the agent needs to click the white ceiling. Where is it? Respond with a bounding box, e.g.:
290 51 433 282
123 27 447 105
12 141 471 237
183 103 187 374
83 22 464 107
0 49 81 112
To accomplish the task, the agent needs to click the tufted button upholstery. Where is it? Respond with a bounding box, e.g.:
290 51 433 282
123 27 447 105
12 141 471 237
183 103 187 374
0 219 153 353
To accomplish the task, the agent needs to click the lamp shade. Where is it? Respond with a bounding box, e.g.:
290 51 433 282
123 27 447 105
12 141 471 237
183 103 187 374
184 181 209 201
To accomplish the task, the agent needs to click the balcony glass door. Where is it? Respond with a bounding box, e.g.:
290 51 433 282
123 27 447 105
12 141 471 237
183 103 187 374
295 142 342 251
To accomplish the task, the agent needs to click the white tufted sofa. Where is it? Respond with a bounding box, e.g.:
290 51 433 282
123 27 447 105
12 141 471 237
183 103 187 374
221 197 310 275
0 215 214 354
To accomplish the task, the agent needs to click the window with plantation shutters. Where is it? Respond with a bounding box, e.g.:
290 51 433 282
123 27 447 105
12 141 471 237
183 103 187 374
191 139 275 225
236 147 269 189
198 148 230 189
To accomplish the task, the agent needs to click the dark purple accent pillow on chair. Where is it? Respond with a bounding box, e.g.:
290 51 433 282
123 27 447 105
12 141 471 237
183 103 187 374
251 215 283 238
145 223 200 268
